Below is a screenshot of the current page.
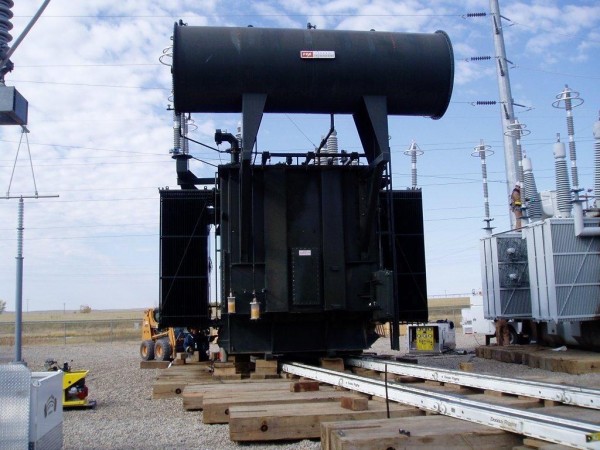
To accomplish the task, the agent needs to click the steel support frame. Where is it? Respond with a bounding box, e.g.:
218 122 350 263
282 362 600 449
346 357 600 409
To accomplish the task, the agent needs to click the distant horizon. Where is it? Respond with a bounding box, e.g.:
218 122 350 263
0 307 148 314
0 293 475 314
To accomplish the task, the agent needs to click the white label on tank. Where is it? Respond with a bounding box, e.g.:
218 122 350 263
300 50 335 59
298 249 312 256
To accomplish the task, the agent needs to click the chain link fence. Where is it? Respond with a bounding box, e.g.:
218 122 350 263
0 319 143 350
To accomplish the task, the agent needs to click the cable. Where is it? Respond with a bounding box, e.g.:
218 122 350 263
9 79 168 90
0 197 158 203
0 160 177 168
285 114 317 148
424 215 486 222
0 138 168 155
392 173 506 184
0 222 156 231
0 233 158 241
17 63 161 67
190 155 218 168
16 13 465 19
183 135 225 153
513 65 600 80
510 19 600 43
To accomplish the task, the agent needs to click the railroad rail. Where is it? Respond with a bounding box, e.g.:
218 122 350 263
346 356 600 409
282 361 600 449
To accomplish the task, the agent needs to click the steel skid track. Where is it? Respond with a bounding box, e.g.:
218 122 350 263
345 357 600 409
281 362 600 449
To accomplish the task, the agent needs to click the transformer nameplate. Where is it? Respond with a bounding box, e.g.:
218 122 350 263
300 50 335 59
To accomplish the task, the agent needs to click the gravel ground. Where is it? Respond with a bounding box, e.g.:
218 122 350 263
6 333 600 449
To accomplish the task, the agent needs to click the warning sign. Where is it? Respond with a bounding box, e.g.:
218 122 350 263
415 327 435 351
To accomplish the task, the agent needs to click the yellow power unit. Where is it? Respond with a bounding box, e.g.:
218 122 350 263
408 322 456 354
62 370 95 408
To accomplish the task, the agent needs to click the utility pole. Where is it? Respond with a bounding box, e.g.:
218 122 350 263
0 1 54 363
489 0 519 227
7 193 56 362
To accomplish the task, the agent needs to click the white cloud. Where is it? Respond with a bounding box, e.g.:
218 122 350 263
504 1 600 61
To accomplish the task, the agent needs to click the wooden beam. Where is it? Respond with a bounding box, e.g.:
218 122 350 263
324 415 523 450
203 389 363 424
229 401 421 441
182 379 290 410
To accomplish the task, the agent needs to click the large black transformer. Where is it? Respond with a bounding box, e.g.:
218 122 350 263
159 23 454 356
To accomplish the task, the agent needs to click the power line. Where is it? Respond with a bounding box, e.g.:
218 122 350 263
0 197 156 205
424 215 488 222
17 63 161 67
0 138 167 155
510 19 600 43
16 13 464 19
9 79 167 90
0 233 158 241
514 65 600 80
0 272 157 281
0 222 156 231
0 160 174 168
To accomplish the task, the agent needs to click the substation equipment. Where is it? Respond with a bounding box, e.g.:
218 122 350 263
158 24 454 357
480 87 600 348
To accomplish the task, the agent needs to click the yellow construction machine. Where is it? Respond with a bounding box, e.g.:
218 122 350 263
44 359 96 408
140 308 187 361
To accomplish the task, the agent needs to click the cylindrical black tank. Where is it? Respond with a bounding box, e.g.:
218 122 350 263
172 25 454 118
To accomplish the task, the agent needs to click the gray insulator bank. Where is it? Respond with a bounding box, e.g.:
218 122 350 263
172 25 454 117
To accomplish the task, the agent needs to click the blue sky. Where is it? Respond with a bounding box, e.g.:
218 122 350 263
0 0 598 311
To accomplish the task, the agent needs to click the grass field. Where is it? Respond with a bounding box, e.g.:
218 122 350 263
0 300 470 347
0 308 146 323
0 309 146 346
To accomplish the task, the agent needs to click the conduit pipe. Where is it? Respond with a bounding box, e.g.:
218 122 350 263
573 201 600 236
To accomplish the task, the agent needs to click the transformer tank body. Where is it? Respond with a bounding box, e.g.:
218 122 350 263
159 24 454 357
